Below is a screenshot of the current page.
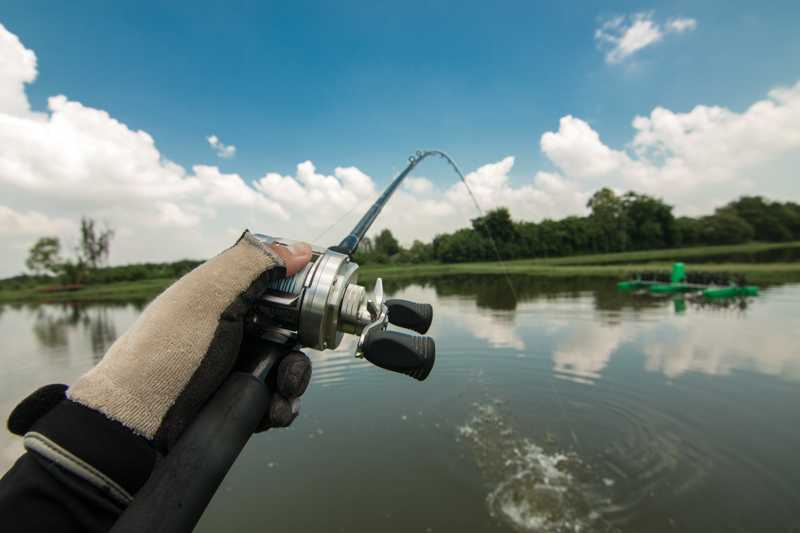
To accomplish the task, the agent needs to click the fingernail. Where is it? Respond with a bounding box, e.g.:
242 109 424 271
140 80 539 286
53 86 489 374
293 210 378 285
284 242 307 256
289 397 302 415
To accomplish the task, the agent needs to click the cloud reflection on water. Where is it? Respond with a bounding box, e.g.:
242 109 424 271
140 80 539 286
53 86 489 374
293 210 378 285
388 277 800 384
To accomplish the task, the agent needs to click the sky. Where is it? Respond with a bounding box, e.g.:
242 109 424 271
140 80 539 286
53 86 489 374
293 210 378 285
1 1 799 278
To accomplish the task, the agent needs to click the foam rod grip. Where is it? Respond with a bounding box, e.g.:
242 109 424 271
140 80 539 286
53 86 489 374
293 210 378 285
362 330 435 381
386 299 433 334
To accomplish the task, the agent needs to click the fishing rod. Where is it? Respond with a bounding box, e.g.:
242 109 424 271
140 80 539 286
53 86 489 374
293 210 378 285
110 151 447 533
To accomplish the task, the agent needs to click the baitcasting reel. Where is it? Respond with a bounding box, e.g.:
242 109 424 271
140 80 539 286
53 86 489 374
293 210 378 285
248 235 435 381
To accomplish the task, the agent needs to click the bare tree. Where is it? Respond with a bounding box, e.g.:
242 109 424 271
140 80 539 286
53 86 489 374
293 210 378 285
78 217 114 271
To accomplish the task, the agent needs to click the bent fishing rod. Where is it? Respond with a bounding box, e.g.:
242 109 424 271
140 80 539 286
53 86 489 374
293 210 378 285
111 150 462 533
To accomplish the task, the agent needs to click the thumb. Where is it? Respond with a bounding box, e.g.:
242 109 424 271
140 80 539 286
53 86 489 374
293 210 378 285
265 242 313 277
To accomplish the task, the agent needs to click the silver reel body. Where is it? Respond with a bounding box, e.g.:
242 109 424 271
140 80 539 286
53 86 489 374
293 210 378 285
252 234 380 352
249 234 435 381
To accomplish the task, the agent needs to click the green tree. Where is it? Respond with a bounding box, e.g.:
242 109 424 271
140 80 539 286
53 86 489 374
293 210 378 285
623 192 677 251
721 196 793 242
471 208 522 259
406 239 433 263
26 237 64 277
433 228 487 263
358 236 374 253
373 229 400 256
699 212 754 245
587 188 627 252
675 217 702 247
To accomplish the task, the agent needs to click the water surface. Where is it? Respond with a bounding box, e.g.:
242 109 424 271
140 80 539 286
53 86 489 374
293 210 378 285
1 277 798 532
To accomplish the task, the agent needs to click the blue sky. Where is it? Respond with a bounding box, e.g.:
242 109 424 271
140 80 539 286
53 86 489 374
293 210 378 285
1 1 799 277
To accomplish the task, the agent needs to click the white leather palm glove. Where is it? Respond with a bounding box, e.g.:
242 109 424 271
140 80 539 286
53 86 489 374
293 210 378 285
7 231 312 505
66 230 312 452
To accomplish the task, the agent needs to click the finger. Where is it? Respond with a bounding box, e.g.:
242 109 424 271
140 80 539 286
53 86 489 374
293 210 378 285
265 241 313 277
266 393 301 429
276 351 312 399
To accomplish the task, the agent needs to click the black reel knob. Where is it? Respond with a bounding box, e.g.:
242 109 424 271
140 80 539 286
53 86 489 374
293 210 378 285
362 330 435 381
386 299 433 334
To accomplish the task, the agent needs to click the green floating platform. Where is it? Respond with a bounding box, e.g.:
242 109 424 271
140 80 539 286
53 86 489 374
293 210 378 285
704 286 758 299
618 262 759 300
649 284 696 294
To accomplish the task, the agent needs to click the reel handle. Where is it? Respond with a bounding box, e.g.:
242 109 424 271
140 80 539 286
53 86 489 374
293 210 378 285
362 330 435 381
386 299 433 334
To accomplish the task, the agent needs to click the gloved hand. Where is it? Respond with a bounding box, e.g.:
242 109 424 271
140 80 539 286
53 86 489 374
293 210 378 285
6 231 313 506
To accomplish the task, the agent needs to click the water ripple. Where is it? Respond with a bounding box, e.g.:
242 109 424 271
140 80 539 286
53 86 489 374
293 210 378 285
457 400 616 533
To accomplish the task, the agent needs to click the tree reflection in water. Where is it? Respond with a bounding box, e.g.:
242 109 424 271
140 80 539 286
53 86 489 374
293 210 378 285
381 274 752 317
31 301 148 360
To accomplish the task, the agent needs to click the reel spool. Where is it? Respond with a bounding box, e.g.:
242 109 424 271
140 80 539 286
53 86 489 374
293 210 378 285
250 234 435 381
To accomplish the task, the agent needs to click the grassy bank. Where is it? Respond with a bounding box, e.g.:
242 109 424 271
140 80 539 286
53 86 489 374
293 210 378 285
0 279 175 305
2 242 799 304
358 261 800 285
358 241 800 284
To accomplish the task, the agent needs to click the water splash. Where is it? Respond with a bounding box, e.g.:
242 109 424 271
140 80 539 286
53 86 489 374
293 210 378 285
458 401 615 533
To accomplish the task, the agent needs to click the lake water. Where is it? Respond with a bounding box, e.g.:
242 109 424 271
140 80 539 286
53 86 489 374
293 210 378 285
1 276 799 532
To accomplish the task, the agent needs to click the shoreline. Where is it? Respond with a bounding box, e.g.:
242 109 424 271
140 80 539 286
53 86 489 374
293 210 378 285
3 242 799 304
2 262 798 305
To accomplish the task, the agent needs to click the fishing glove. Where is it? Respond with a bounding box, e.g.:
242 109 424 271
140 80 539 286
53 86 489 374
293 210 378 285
4 231 313 508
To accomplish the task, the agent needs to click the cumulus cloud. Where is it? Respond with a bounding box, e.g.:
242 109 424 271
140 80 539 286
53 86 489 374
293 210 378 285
540 79 800 209
595 12 696 64
0 206 76 235
206 135 236 159
402 176 433 194
254 162 375 226
0 23 38 117
442 158 590 222
0 21 798 278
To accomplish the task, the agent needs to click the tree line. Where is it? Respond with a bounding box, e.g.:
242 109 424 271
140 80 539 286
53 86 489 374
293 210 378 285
8 218 203 289
12 191 800 289
358 191 800 264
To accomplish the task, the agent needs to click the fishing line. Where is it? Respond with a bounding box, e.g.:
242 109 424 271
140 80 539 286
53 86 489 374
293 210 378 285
309 189 380 247
534 350 582 450
422 151 581 451
428 150 519 303
312 151 578 451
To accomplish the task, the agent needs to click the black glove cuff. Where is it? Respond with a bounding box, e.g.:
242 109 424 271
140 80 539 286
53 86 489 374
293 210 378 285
25 400 159 502
7 383 68 436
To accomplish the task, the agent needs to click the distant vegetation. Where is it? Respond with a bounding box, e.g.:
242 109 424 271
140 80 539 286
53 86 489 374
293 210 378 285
1 259 205 293
356 192 800 265
4 192 799 295
7 215 203 291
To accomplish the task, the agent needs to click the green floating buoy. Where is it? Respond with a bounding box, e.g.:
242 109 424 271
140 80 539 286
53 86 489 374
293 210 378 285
650 284 695 294
704 286 759 299
619 262 759 301
671 262 685 283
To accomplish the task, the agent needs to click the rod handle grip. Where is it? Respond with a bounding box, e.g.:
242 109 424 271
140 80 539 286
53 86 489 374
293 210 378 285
386 299 433 334
363 330 435 381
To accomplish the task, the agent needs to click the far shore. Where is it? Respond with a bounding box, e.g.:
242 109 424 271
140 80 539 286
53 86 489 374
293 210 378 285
2 241 799 304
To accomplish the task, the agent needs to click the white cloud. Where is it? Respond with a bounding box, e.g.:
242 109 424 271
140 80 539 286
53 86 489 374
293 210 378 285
442 158 590 222
194 165 287 216
552 322 627 385
0 23 39 118
666 18 697 33
150 202 202 229
540 116 626 178
0 21 798 277
0 206 76 235
540 79 800 211
206 135 236 159
595 12 696 64
402 176 433 194
254 162 375 228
